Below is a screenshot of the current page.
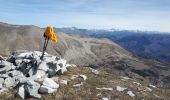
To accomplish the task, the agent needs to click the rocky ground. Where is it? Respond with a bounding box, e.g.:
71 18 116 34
0 51 170 100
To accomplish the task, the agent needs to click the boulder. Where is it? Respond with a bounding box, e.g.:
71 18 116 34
127 91 135 97
39 78 59 94
35 70 46 79
38 62 49 72
71 75 79 80
43 78 59 89
8 70 21 77
116 86 127 92
0 60 13 73
79 75 87 81
57 59 66 68
32 51 42 60
90 68 99 75
0 78 4 84
0 56 4 60
25 81 41 98
96 87 113 91
16 52 33 59
59 80 68 85
47 69 57 78
73 82 83 87
0 74 8 78
17 85 25 99
39 85 57 94
4 77 16 88
6 55 15 64
43 55 57 62
0 84 3 89
15 59 23 67
102 97 110 100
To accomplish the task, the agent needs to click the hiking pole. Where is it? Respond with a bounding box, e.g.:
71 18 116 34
40 37 49 60
40 26 57 60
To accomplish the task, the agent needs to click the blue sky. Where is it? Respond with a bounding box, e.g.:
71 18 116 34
0 0 170 32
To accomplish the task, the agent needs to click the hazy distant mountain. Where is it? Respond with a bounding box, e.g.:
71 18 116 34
55 27 170 65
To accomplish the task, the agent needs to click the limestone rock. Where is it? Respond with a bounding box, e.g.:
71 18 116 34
38 62 49 72
90 68 99 75
25 81 41 98
0 60 13 73
43 78 59 89
0 78 4 84
73 82 83 87
39 78 59 94
17 85 25 99
0 56 4 60
39 85 57 94
4 77 16 88
116 86 127 92
35 70 46 79
127 91 135 97
79 75 87 81
60 80 68 85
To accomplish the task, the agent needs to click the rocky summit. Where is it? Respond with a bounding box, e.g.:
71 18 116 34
1 51 170 100
0 50 69 99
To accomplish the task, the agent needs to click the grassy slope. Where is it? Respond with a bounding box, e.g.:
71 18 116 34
0 67 170 100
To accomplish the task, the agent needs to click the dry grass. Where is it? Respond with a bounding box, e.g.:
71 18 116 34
1 67 170 100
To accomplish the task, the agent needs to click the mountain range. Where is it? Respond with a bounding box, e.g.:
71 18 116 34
55 27 170 65
0 22 170 88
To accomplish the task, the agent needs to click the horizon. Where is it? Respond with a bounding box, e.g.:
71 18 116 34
0 0 170 32
1 21 170 34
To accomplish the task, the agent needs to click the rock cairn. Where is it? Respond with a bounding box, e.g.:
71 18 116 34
0 50 69 99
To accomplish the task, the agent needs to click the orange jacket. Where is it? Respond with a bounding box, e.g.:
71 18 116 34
44 26 57 43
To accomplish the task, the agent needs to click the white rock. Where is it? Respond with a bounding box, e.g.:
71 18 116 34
43 78 59 89
133 82 141 86
17 52 33 58
102 97 110 100
0 83 2 88
90 68 99 75
4 77 16 88
154 94 160 98
127 91 135 97
43 55 56 62
116 86 127 92
15 59 23 66
33 51 42 59
60 80 68 85
8 70 21 77
57 59 66 67
17 85 25 99
120 76 130 80
79 75 87 80
25 81 41 98
149 84 156 88
61 66 67 74
38 62 49 71
0 56 4 60
71 75 79 80
145 87 152 92
39 85 57 94
96 87 113 91
39 78 59 94
0 78 4 84
35 70 46 79
66 64 77 68
0 60 13 72
0 74 8 78
73 82 83 87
